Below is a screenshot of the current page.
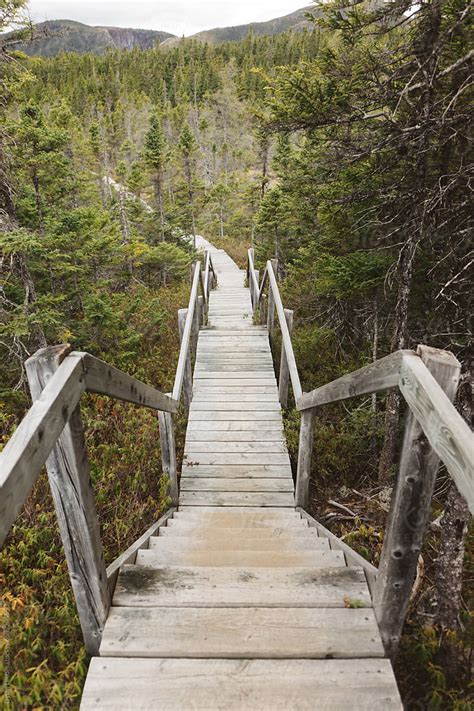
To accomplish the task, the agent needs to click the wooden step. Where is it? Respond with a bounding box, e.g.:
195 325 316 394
147 535 329 552
182 454 291 466
179 491 295 507
100 607 384 658
168 511 304 528
180 478 294 492
160 526 317 537
184 442 288 454
81 658 402 710
113 565 370 608
185 430 286 441
181 465 291 478
136 547 342 568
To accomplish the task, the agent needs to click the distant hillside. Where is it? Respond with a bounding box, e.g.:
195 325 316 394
164 6 316 46
5 20 175 57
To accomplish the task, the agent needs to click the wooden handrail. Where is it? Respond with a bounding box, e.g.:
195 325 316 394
247 251 302 403
172 261 201 402
0 350 85 546
245 248 473 657
0 254 214 654
400 352 474 512
296 350 414 411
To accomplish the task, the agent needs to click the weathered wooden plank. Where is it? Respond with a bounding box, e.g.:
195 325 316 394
158 410 178 506
279 309 294 408
189 402 280 411
81 658 402 711
0 349 85 546
100 607 382 658
137 546 342 568
187 411 282 421
82 353 178 414
184 442 287 454
297 350 414 412
186 421 283 431
172 262 200 403
114 565 369 608
147 534 328 552
295 410 315 509
192 386 276 394
193 373 278 381
179 491 295 507
180 477 294 492
193 378 276 386
26 347 109 655
399 350 473 513
267 261 303 401
177 309 192 409
181 465 291 478
171 509 301 522
160 526 315 537
375 346 467 655
185 431 286 442
183 453 290 465
194 388 278 405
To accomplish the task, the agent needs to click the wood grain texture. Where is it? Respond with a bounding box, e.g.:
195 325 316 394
297 350 413 412
0 349 85 545
81 658 402 711
399 351 473 513
100 606 383 658
113 565 370 608
180 477 294 492
26 347 109 655
82 353 177 413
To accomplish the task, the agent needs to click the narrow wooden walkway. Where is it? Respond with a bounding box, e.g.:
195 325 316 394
81 243 402 709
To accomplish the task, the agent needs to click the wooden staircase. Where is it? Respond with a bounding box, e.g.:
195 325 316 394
80 245 402 709
3 241 471 709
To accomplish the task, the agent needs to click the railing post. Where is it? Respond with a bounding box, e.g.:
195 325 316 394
267 259 277 337
373 346 461 657
192 294 202 355
253 269 260 314
295 409 314 509
158 407 178 506
178 308 193 410
279 309 294 407
25 345 109 656
260 293 267 326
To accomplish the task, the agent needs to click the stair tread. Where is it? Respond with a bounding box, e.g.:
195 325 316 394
100 606 384 659
113 565 370 608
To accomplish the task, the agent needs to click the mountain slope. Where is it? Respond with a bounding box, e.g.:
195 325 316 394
164 6 315 46
6 20 175 57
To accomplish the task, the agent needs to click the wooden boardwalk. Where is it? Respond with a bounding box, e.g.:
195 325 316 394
81 244 402 709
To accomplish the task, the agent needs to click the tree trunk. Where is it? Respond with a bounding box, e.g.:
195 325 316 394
153 169 166 241
378 232 418 482
434 368 471 683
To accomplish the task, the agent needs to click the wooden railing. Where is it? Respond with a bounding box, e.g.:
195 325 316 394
248 249 474 655
0 251 216 655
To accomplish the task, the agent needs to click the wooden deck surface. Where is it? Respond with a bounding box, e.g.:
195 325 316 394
81 241 402 709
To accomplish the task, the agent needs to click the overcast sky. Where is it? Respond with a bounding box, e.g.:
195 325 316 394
27 1 311 36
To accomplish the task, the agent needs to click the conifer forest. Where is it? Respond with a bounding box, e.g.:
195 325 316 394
0 0 472 707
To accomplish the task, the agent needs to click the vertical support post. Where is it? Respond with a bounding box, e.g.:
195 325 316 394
373 346 461 657
253 270 260 314
197 294 204 327
25 345 109 656
158 408 179 507
279 309 294 408
191 294 202 356
178 308 193 410
295 409 314 509
260 293 267 326
267 259 277 337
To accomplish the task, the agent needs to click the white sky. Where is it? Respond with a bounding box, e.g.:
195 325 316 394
27 1 312 36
